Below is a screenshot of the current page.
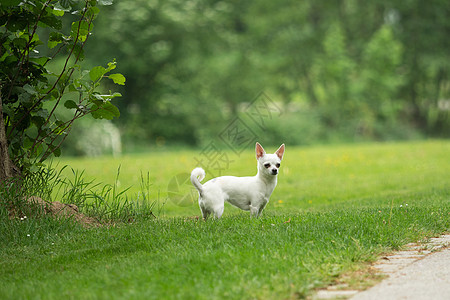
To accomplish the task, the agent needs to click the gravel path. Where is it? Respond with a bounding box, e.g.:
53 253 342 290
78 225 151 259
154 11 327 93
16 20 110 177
315 234 450 300
351 248 450 300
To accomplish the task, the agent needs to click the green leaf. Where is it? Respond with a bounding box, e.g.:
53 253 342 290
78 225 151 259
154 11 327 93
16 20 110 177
92 94 106 101
64 100 78 109
59 0 76 10
91 92 122 103
35 144 44 157
6 11 33 31
71 21 92 42
68 83 80 92
69 44 85 61
35 109 49 119
109 73 126 85
30 57 50 66
23 84 37 95
47 143 62 157
91 102 120 120
54 120 66 135
48 32 64 49
1 0 21 7
89 66 106 82
23 137 34 149
87 6 100 18
52 8 65 17
18 93 32 106
53 147 62 157
39 15 62 30
106 61 117 72
12 38 27 49
31 116 45 128
50 89 60 100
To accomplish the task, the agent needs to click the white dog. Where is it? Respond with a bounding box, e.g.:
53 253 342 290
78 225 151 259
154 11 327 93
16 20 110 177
190 142 285 219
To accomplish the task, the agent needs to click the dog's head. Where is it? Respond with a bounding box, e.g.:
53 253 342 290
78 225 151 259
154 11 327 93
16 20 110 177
256 142 285 176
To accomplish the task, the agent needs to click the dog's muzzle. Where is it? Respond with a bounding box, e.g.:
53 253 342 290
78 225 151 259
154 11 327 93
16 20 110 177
271 169 278 175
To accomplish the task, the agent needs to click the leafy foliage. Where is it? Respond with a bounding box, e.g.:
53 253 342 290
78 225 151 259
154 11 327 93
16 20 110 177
0 0 123 172
84 0 449 148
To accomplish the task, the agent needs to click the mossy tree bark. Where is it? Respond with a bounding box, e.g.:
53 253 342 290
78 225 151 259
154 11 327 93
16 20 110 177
0 94 19 183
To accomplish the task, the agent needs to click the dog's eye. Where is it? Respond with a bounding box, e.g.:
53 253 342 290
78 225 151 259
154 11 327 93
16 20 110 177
264 163 270 168
276 163 280 168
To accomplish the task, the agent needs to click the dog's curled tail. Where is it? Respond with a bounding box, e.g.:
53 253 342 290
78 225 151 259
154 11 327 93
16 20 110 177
190 167 205 195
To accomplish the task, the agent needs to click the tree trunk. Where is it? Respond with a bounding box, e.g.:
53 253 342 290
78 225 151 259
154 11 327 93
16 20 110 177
0 93 19 183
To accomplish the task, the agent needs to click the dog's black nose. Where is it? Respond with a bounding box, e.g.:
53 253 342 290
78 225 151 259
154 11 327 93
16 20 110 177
272 169 278 175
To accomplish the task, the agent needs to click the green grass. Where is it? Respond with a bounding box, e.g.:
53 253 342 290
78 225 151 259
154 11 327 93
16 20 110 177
53 140 449 216
1 140 449 299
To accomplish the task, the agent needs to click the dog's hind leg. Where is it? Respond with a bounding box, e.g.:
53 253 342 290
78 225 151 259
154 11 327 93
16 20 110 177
202 210 210 220
200 203 211 220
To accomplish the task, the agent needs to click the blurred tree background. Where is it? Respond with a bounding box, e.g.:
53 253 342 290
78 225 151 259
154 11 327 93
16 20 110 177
55 0 449 155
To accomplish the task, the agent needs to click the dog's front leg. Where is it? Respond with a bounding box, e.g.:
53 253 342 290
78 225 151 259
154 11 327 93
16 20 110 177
258 201 268 217
249 205 260 218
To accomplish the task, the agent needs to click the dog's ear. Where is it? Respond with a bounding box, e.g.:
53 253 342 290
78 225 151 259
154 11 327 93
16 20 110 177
275 144 285 160
255 142 265 159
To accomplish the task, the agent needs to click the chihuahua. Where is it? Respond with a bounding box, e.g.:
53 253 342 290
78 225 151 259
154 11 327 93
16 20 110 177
190 142 285 219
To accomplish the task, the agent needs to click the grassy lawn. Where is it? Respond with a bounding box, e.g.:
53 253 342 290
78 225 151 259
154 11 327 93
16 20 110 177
1 140 449 299
53 140 449 216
